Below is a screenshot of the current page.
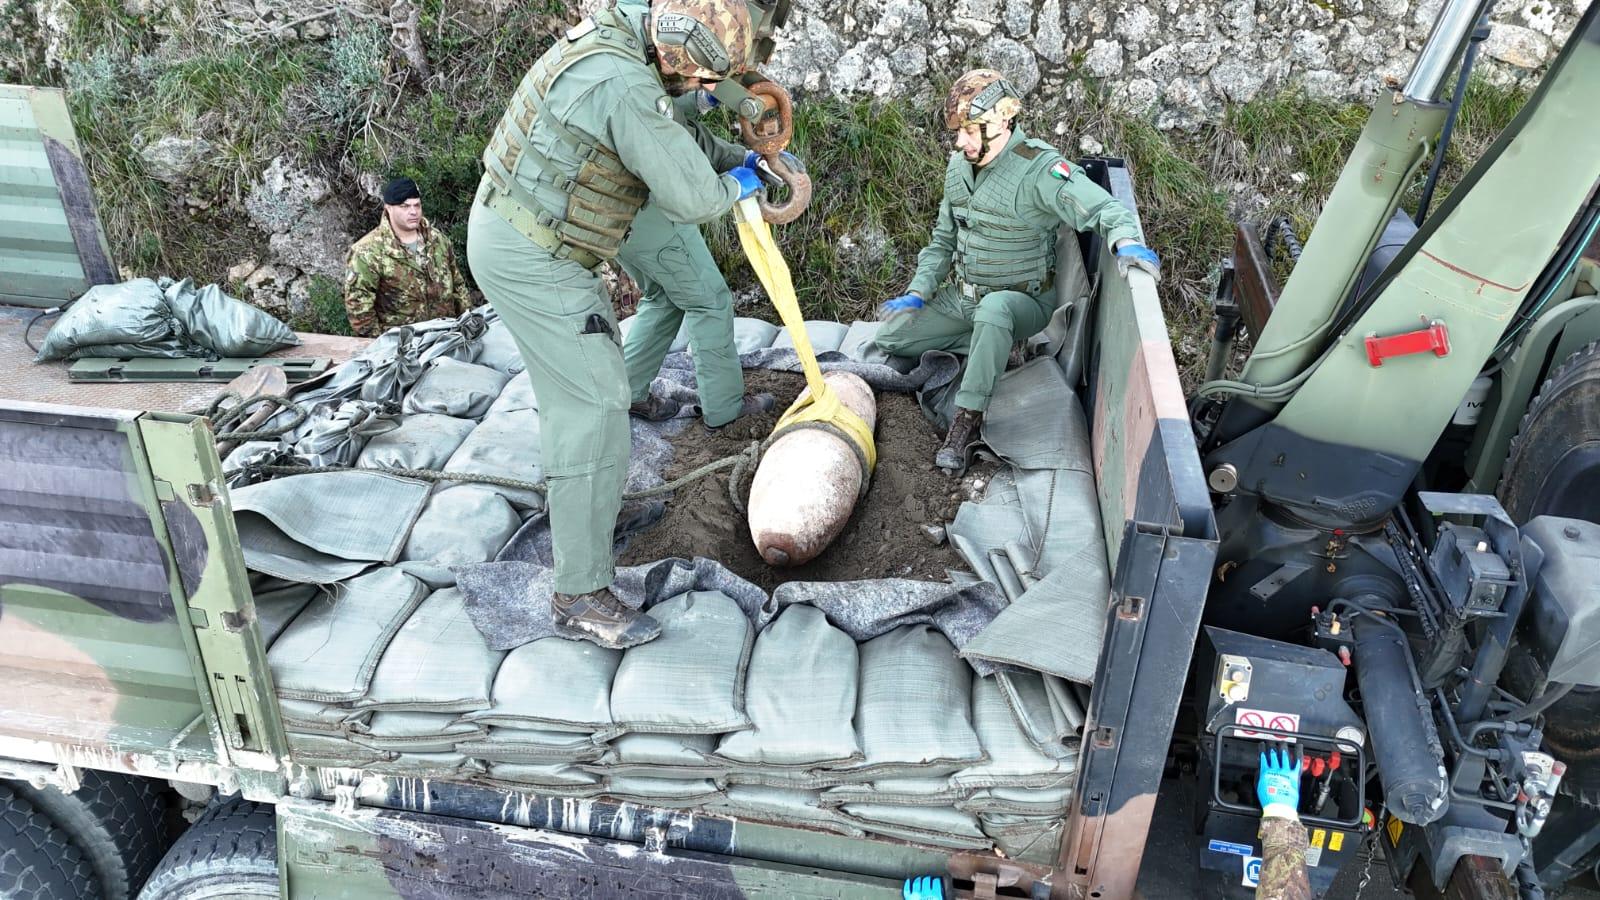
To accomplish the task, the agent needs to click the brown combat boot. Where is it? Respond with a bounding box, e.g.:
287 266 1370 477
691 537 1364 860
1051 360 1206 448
551 588 662 649
702 392 776 430
936 407 983 472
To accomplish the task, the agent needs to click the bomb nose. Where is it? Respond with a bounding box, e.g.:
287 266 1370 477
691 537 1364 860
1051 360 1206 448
762 547 790 566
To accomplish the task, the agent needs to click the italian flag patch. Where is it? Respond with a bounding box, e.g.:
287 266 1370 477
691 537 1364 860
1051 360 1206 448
1050 160 1073 180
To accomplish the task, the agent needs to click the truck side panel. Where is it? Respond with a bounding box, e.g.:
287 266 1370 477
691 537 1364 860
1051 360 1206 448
0 402 210 756
1064 161 1219 899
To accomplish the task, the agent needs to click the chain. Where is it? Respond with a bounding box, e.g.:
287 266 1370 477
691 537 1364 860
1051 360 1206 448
1354 831 1377 898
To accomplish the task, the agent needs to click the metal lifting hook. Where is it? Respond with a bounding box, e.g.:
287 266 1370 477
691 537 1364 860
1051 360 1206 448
736 80 813 225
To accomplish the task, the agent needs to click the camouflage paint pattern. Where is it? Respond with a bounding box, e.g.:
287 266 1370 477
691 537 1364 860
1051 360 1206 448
343 216 470 337
1258 817 1312 900
649 0 753 79
942 69 1021 130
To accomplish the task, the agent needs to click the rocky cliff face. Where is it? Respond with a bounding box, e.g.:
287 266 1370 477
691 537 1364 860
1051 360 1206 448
765 0 1586 128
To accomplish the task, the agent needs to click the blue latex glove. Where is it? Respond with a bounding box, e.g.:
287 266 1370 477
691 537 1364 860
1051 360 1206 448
727 166 763 200
877 292 923 320
744 150 806 186
903 875 945 900
1257 742 1302 819
1115 242 1162 282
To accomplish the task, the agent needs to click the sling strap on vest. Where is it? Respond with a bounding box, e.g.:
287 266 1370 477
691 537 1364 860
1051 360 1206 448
943 141 1057 293
480 8 652 265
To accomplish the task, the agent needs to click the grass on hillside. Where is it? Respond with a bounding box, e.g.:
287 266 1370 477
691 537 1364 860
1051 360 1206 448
23 3 1529 376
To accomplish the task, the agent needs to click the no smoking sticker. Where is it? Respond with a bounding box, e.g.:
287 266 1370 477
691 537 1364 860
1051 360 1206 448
1235 707 1301 740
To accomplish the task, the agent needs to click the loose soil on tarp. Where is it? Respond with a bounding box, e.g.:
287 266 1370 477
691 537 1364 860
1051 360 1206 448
620 369 998 590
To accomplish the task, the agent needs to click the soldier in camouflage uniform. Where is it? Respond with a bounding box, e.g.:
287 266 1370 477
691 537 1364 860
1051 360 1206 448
343 177 471 337
465 0 767 649
1257 742 1312 900
872 69 1162 471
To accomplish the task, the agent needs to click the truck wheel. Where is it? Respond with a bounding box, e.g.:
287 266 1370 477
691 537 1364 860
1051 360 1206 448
1499 339 1600 523
9 772 168 900
136 798 277 900
0 782 99 900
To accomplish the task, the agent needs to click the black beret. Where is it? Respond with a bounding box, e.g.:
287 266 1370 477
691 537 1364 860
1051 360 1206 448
382 177 421 205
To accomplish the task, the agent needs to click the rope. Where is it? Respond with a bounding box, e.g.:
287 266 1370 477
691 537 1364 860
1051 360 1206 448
203 392 310 443
252 437 766 503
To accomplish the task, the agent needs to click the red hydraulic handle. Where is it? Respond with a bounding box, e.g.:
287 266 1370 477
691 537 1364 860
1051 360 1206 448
1364 320 1450 367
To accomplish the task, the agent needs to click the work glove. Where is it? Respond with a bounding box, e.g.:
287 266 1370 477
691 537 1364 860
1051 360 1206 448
903 875 945 900
1257 741 1302 819
1115 241 1162 282
877 292 923 320
727 166 764 201
743 150 806 187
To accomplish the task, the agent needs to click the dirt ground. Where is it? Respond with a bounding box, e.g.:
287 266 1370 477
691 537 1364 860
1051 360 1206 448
620 369 998 590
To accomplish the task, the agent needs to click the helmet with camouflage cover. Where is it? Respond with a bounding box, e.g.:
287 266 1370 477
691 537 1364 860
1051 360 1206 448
944 68 1023 130
649 0 753 80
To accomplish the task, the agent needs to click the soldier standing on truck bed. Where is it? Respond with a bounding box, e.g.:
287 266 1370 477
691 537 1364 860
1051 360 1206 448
465 0 767 650
871 69 1163 471
343 177 472 337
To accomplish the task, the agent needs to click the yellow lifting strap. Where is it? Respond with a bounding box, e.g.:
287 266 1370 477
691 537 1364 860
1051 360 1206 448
732 197 878 473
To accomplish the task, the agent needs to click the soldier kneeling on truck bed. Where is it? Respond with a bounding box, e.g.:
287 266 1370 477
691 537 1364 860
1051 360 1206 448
872 69 1162 471
342 177 472 337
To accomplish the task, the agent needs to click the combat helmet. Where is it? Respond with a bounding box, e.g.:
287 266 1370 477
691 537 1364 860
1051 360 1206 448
649 0 753 80
944 68 1023 130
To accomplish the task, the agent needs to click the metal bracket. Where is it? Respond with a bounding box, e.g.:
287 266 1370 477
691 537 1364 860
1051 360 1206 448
0 759 81 793
1365 320 1450 366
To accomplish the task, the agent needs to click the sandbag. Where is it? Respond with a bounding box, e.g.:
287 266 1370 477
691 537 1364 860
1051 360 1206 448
358 414 477 471
486 373 537 416
254 583 318 647
464 638 621 734
358 588 506 712
382 753 484 776
731 317 780 353
442 410 545 510
836 804 992 850
287 732 395 766
476 323 526 375
595 733 723 778
403 357 511 419
268 567 429 701
952 676 1077 790
163 278 298 357
485 763 604 794
709 786 865 836
604 775 724 807
456 728 608 764
609 591 753 734
844 625 983 776
35 279 179 361
348 711 485 752
771 320 849 354
287 399 398 468
401 487 520 571
958 780 1075 816
837 320 890 365
713 605 860 768
821 776 968 807
279 699 365 735
994 670 1081 761
233 471 430 583
979 813 1066 864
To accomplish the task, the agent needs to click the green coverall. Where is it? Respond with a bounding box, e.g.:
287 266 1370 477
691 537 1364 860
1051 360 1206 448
466 4 742 596
617 96 750 426
874 127 1141 412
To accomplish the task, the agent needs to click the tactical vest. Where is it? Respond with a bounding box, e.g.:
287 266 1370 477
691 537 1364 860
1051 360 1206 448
943 140 1057 293
480 8 652 264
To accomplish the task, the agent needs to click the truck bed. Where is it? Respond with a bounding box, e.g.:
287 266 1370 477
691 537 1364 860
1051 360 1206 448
0 304 369 412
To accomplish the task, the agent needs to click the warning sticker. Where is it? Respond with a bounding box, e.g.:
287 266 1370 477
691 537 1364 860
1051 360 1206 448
1208 839 1254 857
1242 856 1262 888
1306 845 1323 868
1234 707 1301 740
1387 816 1404 846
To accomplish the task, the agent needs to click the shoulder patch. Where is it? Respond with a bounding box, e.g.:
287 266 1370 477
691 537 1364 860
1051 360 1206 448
1013 142 1042 160
1049 160 1074 180
655 95 675 119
